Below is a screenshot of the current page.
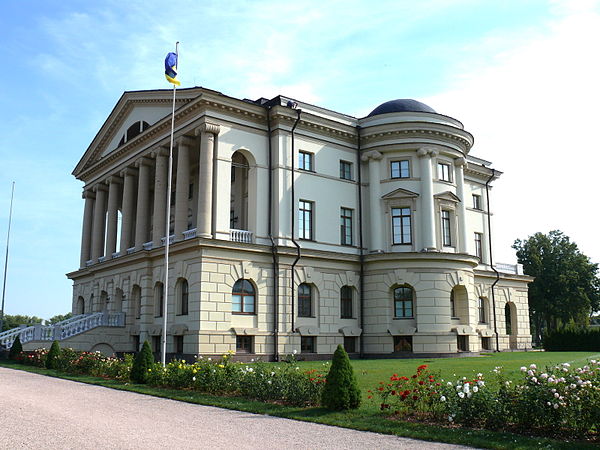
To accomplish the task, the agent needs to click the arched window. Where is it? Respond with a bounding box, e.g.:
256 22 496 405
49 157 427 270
298 283 312 317
76 296 85 315
131 285 141 319
450 290 456 318
478 297 487 323
178 279 189 315
154 282 164 317
393 285 414 318
340 286 353 319
505 303 513 335
232 279 255 314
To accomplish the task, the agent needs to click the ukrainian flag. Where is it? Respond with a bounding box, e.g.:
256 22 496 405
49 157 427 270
165 52 180 86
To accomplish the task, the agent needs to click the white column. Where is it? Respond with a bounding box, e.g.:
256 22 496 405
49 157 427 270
174 137 193 240
80 189 95 267
152 149 169 247
196 123 220 238
119 167 138 254
417 147 437 251
454 157 468 254
105 176 122 258
134 157 151 249
362 150 383 252
91 183 108 260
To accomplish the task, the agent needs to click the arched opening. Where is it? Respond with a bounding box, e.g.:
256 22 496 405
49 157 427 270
154 282 164 317
100 290 109 312
298 283 313 317
451 286 468 324
478 296 489 324
177 278 189 315
231 279 256 314
230 151 249 232
505 302 518 349
76 296 85 315
393 285 415 319
340 285 354 319
131 285 142 319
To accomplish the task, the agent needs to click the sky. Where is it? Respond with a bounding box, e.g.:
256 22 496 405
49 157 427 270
0 0 599 320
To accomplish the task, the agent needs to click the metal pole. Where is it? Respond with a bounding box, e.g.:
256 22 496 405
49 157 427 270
0 182 15 333
162 42 178 366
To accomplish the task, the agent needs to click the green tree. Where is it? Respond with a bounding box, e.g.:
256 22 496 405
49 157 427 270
513 230 600 340
130 340 154 383
0 314 43 331
45 313 73 325
46 340 61 370
9 335 23 360
321 344 361 410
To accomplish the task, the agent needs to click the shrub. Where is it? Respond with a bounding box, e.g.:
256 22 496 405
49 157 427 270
46 340 60 369
544 326 600 351
321 344 361 410
130 340 154 383
9 336 23 360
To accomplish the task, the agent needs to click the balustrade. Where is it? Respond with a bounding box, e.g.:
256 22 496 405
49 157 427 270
230 229 253 243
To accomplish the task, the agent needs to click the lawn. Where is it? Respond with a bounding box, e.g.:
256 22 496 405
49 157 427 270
2 351 599 449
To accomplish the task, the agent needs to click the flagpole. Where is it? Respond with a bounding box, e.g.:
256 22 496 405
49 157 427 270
162 42 179 366
0 182 15 333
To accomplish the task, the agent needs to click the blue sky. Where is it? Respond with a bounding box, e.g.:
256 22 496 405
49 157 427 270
1 0 599 319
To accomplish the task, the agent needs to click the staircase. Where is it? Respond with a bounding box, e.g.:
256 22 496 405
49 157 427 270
0 312 125 350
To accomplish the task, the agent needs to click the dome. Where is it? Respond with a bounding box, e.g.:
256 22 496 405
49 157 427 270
367 99 436 117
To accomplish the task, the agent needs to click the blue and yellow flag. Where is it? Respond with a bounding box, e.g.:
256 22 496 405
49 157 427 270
164 52 180 86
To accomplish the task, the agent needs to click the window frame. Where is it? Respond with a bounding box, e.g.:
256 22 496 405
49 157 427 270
441 210 452 247
298 151 314 171
300 336 316 353
393 286 414 319
174 335 184 354
340 207 353 246
298 200 314 240
472 194 482 210
154 283 164 318
393 335 413 352
478 297 487 324
390 160 410 179
391 207 412 245
298 283 312 317
236 335 253 353
343 336 357 353
339 160 353 180
474 232 483 259
438 162 452 182
450 290 457 318
231 279 256 315
178 279 189 316
340 286 353 319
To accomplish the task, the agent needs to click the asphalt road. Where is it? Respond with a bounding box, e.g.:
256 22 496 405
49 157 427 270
0 367 471 449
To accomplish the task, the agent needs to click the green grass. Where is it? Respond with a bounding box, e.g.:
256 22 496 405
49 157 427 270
2 351 599 449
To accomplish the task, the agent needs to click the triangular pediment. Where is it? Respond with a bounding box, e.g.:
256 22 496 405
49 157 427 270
434 191 461 202
382 187 419 200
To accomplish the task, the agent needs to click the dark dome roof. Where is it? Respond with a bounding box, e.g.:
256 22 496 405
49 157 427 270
368 99 436 117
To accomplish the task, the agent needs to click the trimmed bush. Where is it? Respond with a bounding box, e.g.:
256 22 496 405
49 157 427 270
9 336 23 360
544 327 600 351
130 340 154 383
321 344 361 410
46 340 61 369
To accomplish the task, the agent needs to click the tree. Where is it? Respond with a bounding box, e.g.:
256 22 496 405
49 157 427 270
130 340 154 384
46 340 61 370
321 344 361 410
9 336 22 360
513 230 600 340
0 314 43 331
45 313 73 325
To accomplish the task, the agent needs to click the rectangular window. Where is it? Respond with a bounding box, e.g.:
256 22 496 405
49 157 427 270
340 160 353 180
457 335 468 352
343 337 357 353
301 336 315 353
236 335 253 353
442 210 452 247
299 200 313 240
133 335 140 351
472 194 482 210
474 232 483 259
393 336 413 352
390 160 410 179
152 336 161 354
394 286 414 318
391 207 412 245
481 337 491 351
299 151 313 171
174 335 184 354
298 284 312 317
340 207 353 246
438 162 451 182
340 286 353 319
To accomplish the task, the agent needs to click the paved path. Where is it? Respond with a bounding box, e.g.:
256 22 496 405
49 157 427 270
0 367 470 449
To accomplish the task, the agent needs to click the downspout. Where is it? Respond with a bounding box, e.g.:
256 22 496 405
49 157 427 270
290 106 302 334
356 125 365 358
265 104 280 361
485 168 500 352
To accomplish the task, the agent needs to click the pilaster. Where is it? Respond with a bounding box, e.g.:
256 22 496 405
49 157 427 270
361 150 383 252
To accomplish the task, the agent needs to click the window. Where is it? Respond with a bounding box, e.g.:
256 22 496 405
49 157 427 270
391 160 410 179
301 336 315 353
472 194 482 210
340 286 353 319
441 210 452 247
298 283 312 317
178 279 189 315
450 290 457 318
154 283 164 317
391 207 412 245
393 286 414 318
299 200 313 240
457 335 468 351
438 162 451 182
340 160 353 180
474 233 483 259
152 336 161 353
174 335 184 354
393 336 413 352
133 335 140 352
299 151 313 171
505 304 513 335
344 337 357 353
478 297 487 323
340 208 353 246
236 335 253 353
232 279 255 314
481 337 491 351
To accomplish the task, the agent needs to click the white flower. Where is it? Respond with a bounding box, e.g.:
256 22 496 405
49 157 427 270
553 403 559 409
562 362 570 368
447 382 453 386
456 385 462 392
440 396 447 402
207 357 212 361
463 384 470 394
467 392 472 398
292 349 298 355
554 392 560 398
267 380 272 384
192 376 196 381
477 380 485 387
547 401 551 406
527 370 534 376
477 373 483 378
520 366 527 372
531 377 537 383
270 372 275 376
472 386 479 393
448 416 454 422
458 392 465 399
540 373 548 379
247 367 254 372
529 364 537 369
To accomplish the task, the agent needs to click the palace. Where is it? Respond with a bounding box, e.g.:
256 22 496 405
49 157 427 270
61 87 532 359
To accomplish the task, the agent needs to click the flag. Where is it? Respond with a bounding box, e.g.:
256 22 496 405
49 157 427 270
164 52 180 86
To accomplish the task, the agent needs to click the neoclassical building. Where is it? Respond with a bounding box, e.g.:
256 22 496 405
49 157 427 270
63 87 532 358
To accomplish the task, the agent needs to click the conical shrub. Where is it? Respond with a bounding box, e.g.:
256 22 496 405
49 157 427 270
321 344 361 410
130 340 154 383
46 340 61 369
9 336 23 360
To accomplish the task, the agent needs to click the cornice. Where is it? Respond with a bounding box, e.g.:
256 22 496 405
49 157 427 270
362 126 472 151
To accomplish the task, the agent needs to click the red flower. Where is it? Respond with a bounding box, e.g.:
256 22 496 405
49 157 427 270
418 381 424 385
412 395 419 401
417 364 428 372
411 374 417 379
367 395 372 399
401 376 409 381
378 387 384 391
391 390 396 395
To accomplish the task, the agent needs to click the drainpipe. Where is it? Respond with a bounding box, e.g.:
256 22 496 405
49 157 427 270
265 104 279 361
356 125 365 358
289 105 302 334
485 168 500 352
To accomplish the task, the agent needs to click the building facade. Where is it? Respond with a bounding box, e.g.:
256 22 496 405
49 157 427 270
66 87 532 358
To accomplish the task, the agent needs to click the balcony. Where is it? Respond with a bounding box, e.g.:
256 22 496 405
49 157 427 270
230 229 253 243
495 263 524 275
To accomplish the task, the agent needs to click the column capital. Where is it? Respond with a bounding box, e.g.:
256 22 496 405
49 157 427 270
176 135 196 147
93 183 108 193
417 147 438 158
120 167 139 177
150 147 169 158
454 156 467 167
134 156 152 168
195 122 221 136
105 175 123 185
82 189 95 200
360 150 383 162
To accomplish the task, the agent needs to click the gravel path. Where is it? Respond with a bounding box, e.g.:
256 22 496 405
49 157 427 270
0 367 470 449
